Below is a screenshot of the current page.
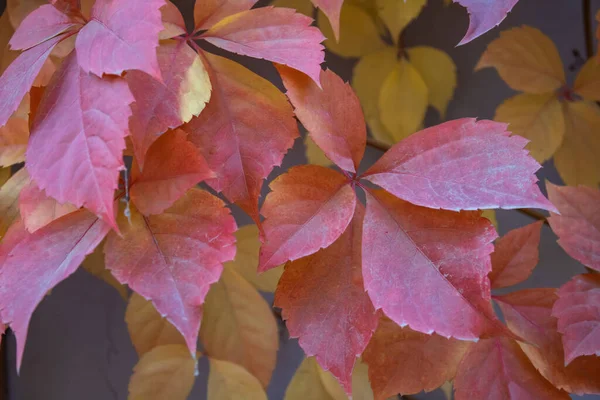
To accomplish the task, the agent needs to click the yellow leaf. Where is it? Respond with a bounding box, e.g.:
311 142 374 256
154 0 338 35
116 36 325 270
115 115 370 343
476 26 565 94
318 4 385 58
352 359 374 400
440 381 453 399
0 168 28 238
0 168 10 186
208 358 267 400
200 267 279 387
481 209 498 229
379 59 428 142
573 57 600 101
555 101 600 186
376 0 426 43
494 93 565 163
406 46 456 119
128 344 195 400
305 135 333 167
272 0 314 16
284 357 347 400
352 47 398 145
83 243 129 300
125 293 186 356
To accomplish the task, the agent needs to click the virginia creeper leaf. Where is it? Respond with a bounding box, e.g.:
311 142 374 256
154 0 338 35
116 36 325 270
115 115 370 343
362 189 509 341
573 57 600 101
552 274 600 365
0 210 110 369
183 52 298 224
75 0 164 79
363 119 556 212
376 0 425 44
272 0 314 17
547 183 600 271
160 1 186 39
278 66 366 173
18 180 77 233
6 0 46 28
104 188 236 356
26 52 134 228
453 0 519 45
193 0 258 31
82 241 128 300
200 7 325 85
9 4 78 51
489 221 543 289
258 165 356 272
284 357 347 400
130 129 213 216
275 205 378 394
304 135 333 168
0 116 28 167
0 168 29 238
311 0 343 40
208 358 268 400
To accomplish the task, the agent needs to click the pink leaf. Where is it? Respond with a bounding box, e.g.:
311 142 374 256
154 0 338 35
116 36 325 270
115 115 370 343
454 0 519 45
310 0 343 40
547 183 600 271
9 4 79 51
104 188 237 355
183 52 298 225
258 165 356 272
0 211 110 370
19 180 77 233
75 0 165 79
160 1 186 39
274 205 377 394
362 189 510 341
193 0 258 31
277 66 365 173
363 119 556 213
552 274 600 365
489 221 543 289
200 7 325 85
26 52 134 228
130 129 214 216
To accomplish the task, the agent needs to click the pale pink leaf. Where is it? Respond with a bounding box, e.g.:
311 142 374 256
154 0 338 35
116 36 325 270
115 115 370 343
311 0 343 40
19 180 77 233
193 0 257 31
160 1 186 39
454 0 519 45
9 4 79 51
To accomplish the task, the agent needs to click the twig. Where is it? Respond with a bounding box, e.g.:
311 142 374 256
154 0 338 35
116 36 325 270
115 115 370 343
583 0 594 59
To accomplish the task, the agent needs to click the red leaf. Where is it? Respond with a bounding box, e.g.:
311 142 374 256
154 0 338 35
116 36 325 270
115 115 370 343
363 317 469 399
496 289 600 394
454 337 569 399
0 210 110 369
274 205 377 394
547 183 600 271
130 129 214 216
258 165 356 272
0 33 67 128
9 4 79 51
362 119 556 213
200 7 325 85
278 66 365 173
104 189 237 355
75 0 165 79
489 221 543 289
160 1 186 40
310 0 343 40
552 274 600 365
183 52 298 225
26 52 134 228
193 0 257 31
362 189 509 341
453 0 519 45
19 180 77 233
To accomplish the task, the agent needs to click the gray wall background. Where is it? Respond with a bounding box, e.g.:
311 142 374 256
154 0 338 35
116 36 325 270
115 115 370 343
2 0 600 398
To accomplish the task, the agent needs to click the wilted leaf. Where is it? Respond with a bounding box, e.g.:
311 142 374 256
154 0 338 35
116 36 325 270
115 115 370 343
208 358 267 400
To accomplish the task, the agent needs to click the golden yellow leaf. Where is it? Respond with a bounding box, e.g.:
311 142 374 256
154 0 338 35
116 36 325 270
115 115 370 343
351 359 374 400
305 135 333 167
554 101 600 186
376 0 426 43
318 4 385 58
481 209 498 229
208 358 267 400
573 57 600 101
0 168 28 238
226 225 283 292
284 357 347 400
494 92 565 163
476 26 565 94
379 58 428 142
128 344 195 400
125 293 186 356
200 267 279 387
272 0 314 16
352 47 398 144
406 46 456 119
82 243 129 300
0 168 10 186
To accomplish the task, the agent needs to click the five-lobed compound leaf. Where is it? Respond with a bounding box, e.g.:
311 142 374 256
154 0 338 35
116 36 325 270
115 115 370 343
130 129 213 216
547 183 600 271
194 0 258 31
258 165 356 272
183 52 297 224
489 221 543 289
453 0 519 45
552 274 600 365
18 179 77 233
0 210 110 369
208 358 268 400
454 336 570 400
104 188 237 356
362 189 508 341
275 205 378 394
363 317 469 399
278 66 366 173
200 7 325 85
9 4 79 51
26 52 134 229
75 0 165 79
362 119 556 212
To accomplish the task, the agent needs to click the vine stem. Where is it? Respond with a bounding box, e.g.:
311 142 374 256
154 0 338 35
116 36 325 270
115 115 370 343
583 0 594 60
365 138 549 224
